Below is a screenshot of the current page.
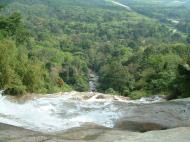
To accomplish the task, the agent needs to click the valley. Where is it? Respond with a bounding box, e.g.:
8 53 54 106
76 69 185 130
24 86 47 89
0 1 190 141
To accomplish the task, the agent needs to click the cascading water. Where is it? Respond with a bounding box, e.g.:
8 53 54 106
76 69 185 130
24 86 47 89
0 91 164 133
0 91 122 133
89 70 99 92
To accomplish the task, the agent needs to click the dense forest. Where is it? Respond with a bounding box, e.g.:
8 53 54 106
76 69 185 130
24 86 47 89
0 0 190 99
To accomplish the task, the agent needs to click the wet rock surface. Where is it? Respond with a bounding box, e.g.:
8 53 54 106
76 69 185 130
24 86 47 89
0 123 48 142
0 123 190 142
115 99 190 132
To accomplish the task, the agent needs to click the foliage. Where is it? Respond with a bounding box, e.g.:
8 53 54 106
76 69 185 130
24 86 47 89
0 0 190 99
128 90 150 100
174 63 190 98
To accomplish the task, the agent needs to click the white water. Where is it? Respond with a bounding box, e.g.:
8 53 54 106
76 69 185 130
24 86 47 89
0 91 122 133
89 71 98 92
0 91 164 133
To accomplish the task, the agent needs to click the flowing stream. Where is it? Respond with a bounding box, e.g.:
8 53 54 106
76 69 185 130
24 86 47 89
89 70 99 92
0 90 164 133
0 91 122 133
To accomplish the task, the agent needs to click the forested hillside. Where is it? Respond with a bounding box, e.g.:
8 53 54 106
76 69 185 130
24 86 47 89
0 0 190 98
119 0 190 34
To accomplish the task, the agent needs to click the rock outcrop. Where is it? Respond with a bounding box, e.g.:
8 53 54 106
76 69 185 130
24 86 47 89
114 99 190 132
0 123 190 142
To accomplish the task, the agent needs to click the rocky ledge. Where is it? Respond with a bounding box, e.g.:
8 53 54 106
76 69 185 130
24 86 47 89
114 98 190 131
0 97 190 142
0 123 190 142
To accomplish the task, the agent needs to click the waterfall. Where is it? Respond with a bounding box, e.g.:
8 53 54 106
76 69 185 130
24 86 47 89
0 92 121 133
0 90 164 133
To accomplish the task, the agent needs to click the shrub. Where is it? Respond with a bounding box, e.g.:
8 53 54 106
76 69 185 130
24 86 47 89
129 90 150 100
4 85 26 96
105 88 117 95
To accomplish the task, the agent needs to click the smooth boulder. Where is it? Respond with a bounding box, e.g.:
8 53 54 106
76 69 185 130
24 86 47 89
0 123 190 142
115 99 190 131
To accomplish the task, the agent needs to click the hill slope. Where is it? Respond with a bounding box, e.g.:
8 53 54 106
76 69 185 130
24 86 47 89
0 0 190 98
